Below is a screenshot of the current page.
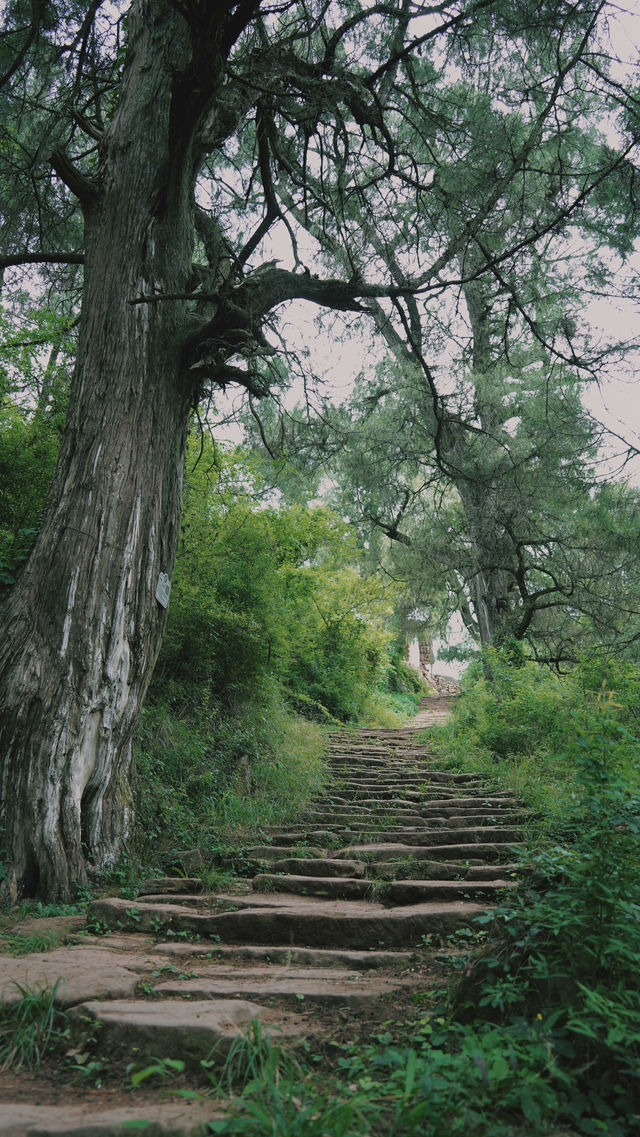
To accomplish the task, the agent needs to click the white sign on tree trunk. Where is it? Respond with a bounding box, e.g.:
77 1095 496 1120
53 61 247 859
155 572 171 609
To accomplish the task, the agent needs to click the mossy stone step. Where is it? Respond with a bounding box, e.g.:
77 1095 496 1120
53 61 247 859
266 826 524 845
267 857 367 877
369 860 520 881
137 876 204 895
242 845 326 861
88 895 486 949
300 810 432 825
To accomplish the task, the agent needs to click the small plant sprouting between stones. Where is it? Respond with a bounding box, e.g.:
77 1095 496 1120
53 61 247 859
128 1056 186 1087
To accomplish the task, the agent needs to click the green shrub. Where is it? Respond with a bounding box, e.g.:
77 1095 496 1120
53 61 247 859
453 649 576 759
432 648 640 817
455 702 640 1130
359 689 423 728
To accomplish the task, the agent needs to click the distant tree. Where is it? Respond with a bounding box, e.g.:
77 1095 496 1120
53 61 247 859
247 6 640 659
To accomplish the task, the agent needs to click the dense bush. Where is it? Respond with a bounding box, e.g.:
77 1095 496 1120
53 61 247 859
452 701 640 1132
151 439 400 723
433 647 640 816
0 302 71 588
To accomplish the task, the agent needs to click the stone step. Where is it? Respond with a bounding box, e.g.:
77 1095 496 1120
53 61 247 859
302 804 429 817
88 895 486 949
68 997 306 1064
0 944 168 1007
369 860 520 881
152 964 412 1008
243 845 326 861
299 811 433 825
324 797 522 815
137 876 203 895
328 768 482 783
382 879 516 904
301 809 527 829
252 873 517 904
153 941 416 969
338 841 521 863
267 857 367 877
0 1100 223 1136
332 786 516 805
266 826 524 845
358 827 524 844
253 873 373 901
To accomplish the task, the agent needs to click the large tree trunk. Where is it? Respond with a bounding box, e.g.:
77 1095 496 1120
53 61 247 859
452 273 517 648
453 474 513 647
0 4 203 900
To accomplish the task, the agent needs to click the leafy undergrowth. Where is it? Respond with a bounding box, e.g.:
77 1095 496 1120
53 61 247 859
123 688 329 884
202 1018 570 1137
359 687 424 728
425 648 640 821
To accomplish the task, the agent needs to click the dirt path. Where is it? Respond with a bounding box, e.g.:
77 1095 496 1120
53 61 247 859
0 697 524 1135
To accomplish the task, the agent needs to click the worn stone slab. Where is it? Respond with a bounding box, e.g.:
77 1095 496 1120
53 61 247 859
264 825 523 845
153 966 412 1008
253 874 516 904
138 877 203 895
338 842 520 862
253 873 373 900
89 894 485 948
0 946 165 1007
335 826 524 844
4 915 86 942
153 942 416 969
70 998 304 1060
0 1100 223 1136
269 858 366 877
243 846 325 861
381 879 517 904
369 860 520 882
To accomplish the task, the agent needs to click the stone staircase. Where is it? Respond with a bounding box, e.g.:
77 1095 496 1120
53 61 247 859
0 696 524 1136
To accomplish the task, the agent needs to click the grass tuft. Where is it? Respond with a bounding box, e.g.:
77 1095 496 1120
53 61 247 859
0 981 67 1071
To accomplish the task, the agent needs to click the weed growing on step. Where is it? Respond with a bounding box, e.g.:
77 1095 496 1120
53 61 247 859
128 1055 186 1087
207 1024 373 1137
0 982 67 1071
0 929 59 955
199 865 242 892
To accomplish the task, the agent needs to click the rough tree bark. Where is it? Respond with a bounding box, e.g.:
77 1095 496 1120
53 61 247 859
0 3 219 901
